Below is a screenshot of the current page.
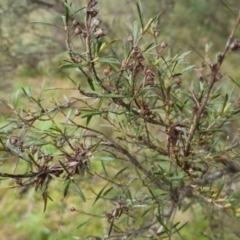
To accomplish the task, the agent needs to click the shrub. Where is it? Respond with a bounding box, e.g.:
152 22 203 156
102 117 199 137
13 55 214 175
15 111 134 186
1 0 240 239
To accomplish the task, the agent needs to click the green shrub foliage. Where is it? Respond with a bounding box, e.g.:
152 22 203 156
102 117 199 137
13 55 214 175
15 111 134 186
1 0 240 238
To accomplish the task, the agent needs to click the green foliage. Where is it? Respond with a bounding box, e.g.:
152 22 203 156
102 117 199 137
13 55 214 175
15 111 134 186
1 0 240 239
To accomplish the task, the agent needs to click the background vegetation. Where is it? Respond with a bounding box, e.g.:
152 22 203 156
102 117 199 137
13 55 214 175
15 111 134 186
0 0 240 239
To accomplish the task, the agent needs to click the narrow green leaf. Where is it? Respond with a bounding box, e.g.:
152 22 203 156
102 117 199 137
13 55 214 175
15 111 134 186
73 180 86 202
68 76 76 86
77 219 90 229
142 42 155 53
156 214 169 234
59 62 89 69
220 94 228 114
210 137 219 152
97 57 120 64
135 167 142 179
49 126 62 133
64 180 71 198
133 21 139 45
126 189 133 204
94 156 116 161
81 91 124 99
113 167 128 178
86 115 92 126
213 182 225 200
142 17 156 33
0 138 5 148
229 76 240 88
64 0 69 26
148 188 156 198
136 1 144 29
6 141 31 163
42 191 48 213
181 65 195 73
62 15 67 29
87 76 95 91
59 160 71 175
102 187 113 197
63 2 82 23
101 161 108 176
22 87 31 100
82 111 102 119
220 0 236 16
41 175 50 194
141 207 151 218
198 129 223 133
64 109 72 131
14 90 20 104
98 39 118 54
92 38 99 57
173 221 188 234
93 184 108 206
30 21 64 30
177 51 191 61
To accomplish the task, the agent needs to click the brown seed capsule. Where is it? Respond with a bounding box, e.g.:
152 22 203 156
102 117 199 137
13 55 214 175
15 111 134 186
154 30 160 37
10 137 19 145
175 77 182 85
127 34 133 43
103 68 111 76
145 78 154 86
72 19 79 26
161 41 168 48
70 207 76 212
82 30 87 38
91 18 101 29
87 8 99 17
74 27 82 35
38 150 45 159
73 56 82 63
145 69 155 85
44 154 53 162
230 39 240 51
94 28 107 38
75 109 81 116
217 52 224 62
29 145 38 154
88 0 98 8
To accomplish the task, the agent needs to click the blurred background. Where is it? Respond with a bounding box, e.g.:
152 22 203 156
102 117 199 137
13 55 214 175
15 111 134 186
0 0 240 239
